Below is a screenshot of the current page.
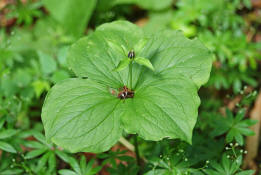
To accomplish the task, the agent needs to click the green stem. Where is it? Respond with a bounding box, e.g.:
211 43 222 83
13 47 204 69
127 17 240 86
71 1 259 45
231 146 238 160
129 62 141 174
134 135 142 175
129 61 133 89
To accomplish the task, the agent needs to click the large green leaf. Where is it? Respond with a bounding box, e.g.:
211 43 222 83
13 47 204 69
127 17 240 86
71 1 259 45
42 21 212 152
121 73 200 142
42 79 123 153
67 21 143 87
43 0 96 37
134 29 212 88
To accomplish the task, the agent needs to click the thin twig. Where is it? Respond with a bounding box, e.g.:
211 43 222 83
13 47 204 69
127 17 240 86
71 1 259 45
119 137 134 152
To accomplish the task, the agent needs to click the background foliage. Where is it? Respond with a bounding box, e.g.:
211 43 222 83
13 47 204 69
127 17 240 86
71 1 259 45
0 0 260 174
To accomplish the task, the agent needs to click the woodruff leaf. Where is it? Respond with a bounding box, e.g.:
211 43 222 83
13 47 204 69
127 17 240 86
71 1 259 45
42 20 212 153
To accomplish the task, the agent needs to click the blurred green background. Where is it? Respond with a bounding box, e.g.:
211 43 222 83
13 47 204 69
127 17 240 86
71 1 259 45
0 0 261 174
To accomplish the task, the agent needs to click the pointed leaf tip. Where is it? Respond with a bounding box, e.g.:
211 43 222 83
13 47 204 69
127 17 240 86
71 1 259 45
135 57 155 71
113 58 131 72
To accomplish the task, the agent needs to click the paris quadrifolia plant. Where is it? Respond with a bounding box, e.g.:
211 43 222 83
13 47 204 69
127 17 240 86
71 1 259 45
41 20 213 155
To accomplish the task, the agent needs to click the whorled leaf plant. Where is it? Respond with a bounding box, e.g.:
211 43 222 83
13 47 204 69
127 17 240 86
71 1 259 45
41 20 213 153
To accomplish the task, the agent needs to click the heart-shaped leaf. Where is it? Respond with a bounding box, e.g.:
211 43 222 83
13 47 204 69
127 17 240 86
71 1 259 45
42 20 212 153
